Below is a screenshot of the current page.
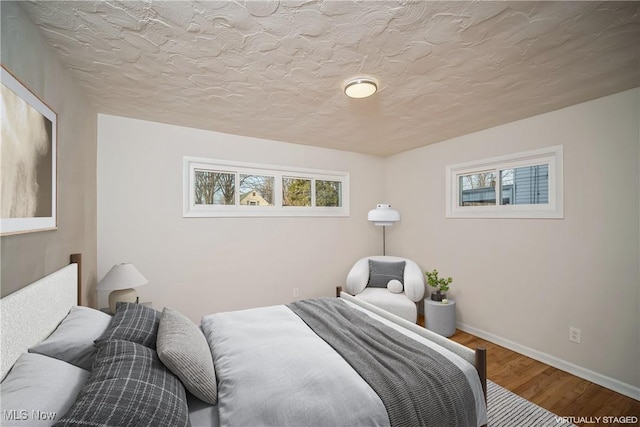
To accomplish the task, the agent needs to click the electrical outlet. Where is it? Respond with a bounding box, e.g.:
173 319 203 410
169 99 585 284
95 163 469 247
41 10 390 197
569 327 581 344
293 288 300 298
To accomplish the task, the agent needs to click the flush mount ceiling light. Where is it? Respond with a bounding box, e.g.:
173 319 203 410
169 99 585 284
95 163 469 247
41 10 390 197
344 78 378 99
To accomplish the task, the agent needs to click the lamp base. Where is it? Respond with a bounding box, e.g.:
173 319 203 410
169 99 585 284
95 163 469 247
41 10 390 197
108 288 138 314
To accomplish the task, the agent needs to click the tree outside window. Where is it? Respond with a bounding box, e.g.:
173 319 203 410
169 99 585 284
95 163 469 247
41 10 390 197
316 180 341 207
194 170 234 205
282 177 311 206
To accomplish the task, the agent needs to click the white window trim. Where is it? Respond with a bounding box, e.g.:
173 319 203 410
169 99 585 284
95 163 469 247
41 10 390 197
183 157 350 217
445 145 563 219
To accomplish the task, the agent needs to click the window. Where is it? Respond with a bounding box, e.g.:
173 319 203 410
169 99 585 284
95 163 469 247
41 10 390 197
446 146 563 218
316 180 342 207
282 177 311 207
499 165 549 206
458 172 497 206
240 174 274 206
194 170 235 205
184 157 349 217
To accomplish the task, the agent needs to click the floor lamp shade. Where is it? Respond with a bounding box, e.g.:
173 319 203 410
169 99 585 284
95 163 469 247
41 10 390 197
367 204 400 255
368 204 400 226
97 263 148 313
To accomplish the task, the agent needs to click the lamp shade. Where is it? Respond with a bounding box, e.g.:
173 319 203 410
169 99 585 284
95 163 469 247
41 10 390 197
97 263 148 291
367 204 400 226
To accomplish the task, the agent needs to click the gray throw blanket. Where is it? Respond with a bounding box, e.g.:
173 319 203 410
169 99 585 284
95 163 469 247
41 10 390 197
288 298 477 427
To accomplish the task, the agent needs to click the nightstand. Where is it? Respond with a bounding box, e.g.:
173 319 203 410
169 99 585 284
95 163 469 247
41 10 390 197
424 299 456 337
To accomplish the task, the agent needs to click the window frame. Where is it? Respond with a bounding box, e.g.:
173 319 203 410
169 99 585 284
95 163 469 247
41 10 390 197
183 157 350 217
445 145 563 219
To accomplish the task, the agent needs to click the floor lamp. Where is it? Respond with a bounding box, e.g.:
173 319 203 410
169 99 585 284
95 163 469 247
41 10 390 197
367 204 400 255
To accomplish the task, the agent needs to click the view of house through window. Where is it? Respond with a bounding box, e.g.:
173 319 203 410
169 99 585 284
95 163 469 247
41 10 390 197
500 165 548 205
240 174 274 206
184 157 349 217
458 165 549 207
446 146 562 219
459 172 497 206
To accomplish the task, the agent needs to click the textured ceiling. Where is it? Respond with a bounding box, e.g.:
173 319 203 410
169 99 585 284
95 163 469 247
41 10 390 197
20 1 640 156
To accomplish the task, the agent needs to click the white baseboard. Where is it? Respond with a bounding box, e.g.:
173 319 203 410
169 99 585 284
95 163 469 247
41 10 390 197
457 322 640 401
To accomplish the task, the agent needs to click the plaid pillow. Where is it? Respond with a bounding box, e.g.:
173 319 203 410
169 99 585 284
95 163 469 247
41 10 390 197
95 302 160 349
54 340 190 427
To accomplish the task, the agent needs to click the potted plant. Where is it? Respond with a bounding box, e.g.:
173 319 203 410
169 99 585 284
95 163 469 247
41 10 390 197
425 269 452 302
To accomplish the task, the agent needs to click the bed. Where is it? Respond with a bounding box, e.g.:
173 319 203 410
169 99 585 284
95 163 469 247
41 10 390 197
0 253 487 427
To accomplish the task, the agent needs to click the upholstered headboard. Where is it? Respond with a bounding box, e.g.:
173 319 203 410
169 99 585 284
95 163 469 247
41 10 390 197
0 254 81 379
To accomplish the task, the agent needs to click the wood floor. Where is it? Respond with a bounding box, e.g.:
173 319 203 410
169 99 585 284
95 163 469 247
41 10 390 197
417 316 640 426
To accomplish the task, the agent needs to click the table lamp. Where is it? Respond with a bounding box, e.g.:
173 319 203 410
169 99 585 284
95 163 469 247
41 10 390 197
97 263 148 314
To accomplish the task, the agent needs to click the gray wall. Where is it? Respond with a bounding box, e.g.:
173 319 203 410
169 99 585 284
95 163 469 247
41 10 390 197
0 2 98 306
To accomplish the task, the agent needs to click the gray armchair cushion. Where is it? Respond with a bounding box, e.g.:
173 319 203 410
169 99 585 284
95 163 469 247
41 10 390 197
367 260 405 288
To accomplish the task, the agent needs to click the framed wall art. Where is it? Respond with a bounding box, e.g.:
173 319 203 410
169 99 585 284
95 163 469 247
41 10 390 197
1 66 57 235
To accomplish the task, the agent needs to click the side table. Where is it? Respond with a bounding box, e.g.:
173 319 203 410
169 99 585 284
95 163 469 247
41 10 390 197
424 299 456 337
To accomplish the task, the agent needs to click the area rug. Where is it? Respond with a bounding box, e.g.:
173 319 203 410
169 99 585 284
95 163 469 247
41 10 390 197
488 380 578 427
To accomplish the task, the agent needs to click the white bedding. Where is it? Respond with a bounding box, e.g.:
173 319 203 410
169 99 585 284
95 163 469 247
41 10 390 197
201 298 487 427
203 304 389 426
187 393 219 427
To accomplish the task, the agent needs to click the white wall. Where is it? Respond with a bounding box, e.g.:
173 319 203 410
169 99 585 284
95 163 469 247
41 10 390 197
97 90 638 398
97 115 385 322
0 2 98 305
385 89 640 396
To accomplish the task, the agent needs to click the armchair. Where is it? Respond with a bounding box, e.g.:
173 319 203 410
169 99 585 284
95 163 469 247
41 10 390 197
345 256 425 323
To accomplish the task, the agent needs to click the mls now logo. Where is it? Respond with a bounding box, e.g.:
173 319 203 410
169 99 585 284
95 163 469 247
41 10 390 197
3 410 57 421
3 410 29 421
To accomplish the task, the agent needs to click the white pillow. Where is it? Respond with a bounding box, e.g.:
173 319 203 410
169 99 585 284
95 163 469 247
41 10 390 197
29 306 112 370
0 353 89 426
387 279 404 294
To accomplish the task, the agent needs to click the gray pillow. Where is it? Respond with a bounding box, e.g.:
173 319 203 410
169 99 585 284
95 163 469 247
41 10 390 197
55 340 190 427
95 302 160 349
0 353 89 427
29 306 112 370
368 260 405 288
157 308 217 404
